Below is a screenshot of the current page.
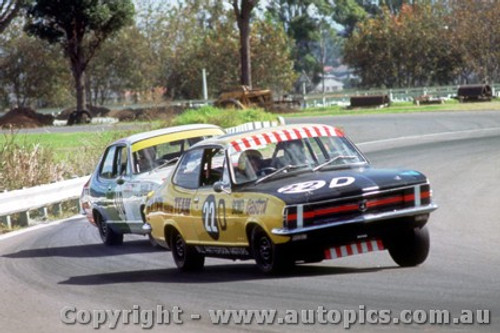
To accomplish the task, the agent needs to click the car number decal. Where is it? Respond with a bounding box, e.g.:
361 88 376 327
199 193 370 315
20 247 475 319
202 195 227 240
277 177 357 194
277 180 326 194
329 176 355 188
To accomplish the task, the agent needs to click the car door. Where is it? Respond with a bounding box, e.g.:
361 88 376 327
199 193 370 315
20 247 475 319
114 144 143 232
193 147 247 246
93 145 123 223
168 148 204 242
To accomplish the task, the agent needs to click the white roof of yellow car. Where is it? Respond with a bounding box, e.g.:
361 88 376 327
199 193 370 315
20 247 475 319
113 124 224 146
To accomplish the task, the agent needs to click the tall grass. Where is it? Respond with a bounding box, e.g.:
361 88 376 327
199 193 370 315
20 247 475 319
0 130 65 190
0 129 141 191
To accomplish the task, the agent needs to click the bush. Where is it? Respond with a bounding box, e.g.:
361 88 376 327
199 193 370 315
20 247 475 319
0 131 64 190
172 106 278 128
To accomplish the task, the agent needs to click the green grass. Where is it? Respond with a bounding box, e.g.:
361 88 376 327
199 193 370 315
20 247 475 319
284 100 500 117
172 106 277 127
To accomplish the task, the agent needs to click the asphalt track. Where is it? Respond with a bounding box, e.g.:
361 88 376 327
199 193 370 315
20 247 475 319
1 111 500 332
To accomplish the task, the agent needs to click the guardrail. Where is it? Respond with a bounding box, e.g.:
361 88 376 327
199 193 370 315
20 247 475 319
303 84 500 108
0 176 88 228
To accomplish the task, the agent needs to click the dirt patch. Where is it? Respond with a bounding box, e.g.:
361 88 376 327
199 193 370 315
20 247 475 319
0 107 54 129
0 104 188 129
56 105 187 122
55 105 111 120
107 105 187 122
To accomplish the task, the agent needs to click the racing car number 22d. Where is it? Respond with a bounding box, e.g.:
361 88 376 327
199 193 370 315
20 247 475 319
144 124 438 273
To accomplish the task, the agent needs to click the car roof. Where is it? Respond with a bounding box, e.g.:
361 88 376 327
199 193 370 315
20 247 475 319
112 124 224 146
192 123 345 151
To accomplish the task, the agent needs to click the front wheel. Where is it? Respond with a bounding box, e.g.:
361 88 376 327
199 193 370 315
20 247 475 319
388 226 430 267
170 230 204 271
251 227 293 274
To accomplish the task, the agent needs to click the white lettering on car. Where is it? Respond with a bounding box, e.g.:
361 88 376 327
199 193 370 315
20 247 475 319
277 181 326 194
329 177 356 189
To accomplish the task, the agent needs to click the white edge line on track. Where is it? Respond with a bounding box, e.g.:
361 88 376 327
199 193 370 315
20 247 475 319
0 215 82 241
357 127 500 149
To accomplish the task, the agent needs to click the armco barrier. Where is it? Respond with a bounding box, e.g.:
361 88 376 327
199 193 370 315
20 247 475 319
0 176 88 228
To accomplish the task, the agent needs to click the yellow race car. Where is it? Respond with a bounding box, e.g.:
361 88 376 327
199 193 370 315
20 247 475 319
144 124 437 273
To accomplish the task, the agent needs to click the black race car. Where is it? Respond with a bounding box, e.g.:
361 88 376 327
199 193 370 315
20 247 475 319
144 124 438 273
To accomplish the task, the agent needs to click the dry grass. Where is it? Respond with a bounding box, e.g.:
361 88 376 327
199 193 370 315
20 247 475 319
0 130 66 190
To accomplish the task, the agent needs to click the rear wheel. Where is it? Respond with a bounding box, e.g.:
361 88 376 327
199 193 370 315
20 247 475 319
96 214 123 246
388 226 430 267
251 227 293 274
170 230 204 271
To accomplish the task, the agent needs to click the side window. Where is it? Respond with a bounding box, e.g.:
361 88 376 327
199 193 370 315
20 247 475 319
117 146 128 176
99 146 118 179
200 148 225 187
173 149 203 189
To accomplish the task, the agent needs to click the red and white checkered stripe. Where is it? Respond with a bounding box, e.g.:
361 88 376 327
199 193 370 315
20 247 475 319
230 125 344 152
324 239 384 260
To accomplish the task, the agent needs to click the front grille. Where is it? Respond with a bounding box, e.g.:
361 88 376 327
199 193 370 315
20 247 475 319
284 184 431 230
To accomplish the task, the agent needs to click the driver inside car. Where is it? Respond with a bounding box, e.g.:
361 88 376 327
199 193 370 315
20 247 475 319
235 149 264 182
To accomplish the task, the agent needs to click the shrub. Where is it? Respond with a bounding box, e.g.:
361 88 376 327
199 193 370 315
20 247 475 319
172 106 277 128
0 131 64 190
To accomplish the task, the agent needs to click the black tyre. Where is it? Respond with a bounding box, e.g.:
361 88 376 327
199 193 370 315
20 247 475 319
388 226 430 267
170 230 204 271
96 214 123 246
251 227 293 274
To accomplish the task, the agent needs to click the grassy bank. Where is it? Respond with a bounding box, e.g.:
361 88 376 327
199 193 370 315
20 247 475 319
285 100 500 117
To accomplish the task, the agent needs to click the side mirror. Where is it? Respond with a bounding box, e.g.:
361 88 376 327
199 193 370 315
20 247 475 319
213 181 231 194
116 178 125 185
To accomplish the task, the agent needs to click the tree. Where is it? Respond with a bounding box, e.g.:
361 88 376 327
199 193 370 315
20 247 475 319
344 3 461 88
232 0 258 88
87 25 157 106
24 0 134 123
267 0 366 91
139 0 295 100
448 0 500 83
0 20 71 108
333 0 367 36
0 0 23 33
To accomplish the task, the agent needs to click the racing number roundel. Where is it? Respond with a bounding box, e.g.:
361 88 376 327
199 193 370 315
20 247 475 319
202 195 218 239
202 195 227 240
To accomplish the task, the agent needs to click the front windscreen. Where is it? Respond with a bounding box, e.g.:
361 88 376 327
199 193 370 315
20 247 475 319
229 135 367 185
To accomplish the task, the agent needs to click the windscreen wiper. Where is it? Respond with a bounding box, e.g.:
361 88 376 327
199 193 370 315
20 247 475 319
312 155 360 172
255 163 309 184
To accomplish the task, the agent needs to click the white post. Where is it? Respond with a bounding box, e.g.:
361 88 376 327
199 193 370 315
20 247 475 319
202 68 208 101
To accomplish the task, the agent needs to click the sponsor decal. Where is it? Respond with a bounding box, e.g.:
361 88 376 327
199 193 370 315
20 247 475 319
232 199 245 215
173 197 191 215
195 246 249 256
246 199 268 215
277 181 326 194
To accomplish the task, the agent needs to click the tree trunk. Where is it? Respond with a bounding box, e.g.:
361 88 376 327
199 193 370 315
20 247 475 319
239 21 252 87
233 0 257 88
70 53 88 124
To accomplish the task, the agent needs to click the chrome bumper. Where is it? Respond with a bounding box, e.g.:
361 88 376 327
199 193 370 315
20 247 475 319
271 203 438 236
